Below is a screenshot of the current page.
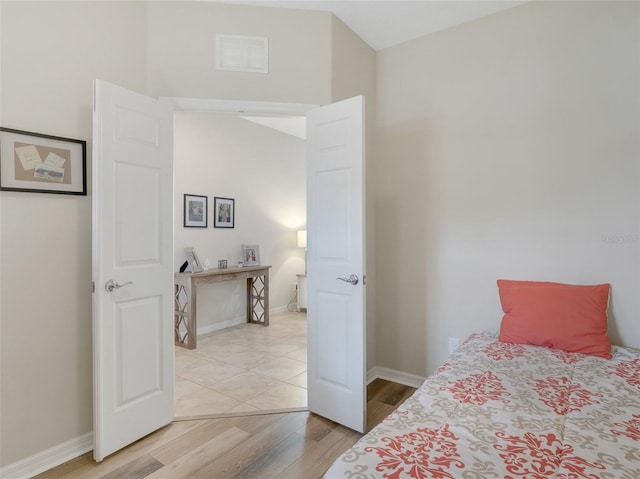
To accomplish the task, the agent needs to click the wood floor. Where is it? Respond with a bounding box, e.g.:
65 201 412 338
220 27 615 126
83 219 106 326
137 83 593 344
34 379 416 479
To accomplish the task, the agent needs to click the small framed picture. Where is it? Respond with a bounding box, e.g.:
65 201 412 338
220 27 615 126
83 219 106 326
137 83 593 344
184 247 204 273
184 194 207 228
0 127 87 195
242 244 260 266
214 197 235 228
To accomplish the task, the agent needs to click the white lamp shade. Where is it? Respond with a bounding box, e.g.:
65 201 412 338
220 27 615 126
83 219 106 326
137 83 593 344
297 230 307 248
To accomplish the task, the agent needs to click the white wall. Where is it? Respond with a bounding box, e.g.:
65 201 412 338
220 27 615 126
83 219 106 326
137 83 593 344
375 0 640 377
174 113 306 328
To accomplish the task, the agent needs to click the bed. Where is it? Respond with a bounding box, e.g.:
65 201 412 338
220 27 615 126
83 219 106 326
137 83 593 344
325 281 640 478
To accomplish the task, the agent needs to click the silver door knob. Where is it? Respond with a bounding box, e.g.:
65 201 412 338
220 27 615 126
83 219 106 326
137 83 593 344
105 280 134 292
337 274 359 285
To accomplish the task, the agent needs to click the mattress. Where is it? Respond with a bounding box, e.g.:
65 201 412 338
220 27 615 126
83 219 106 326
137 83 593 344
324 331 640 478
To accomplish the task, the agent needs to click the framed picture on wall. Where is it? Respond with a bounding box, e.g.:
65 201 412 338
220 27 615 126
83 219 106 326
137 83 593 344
242 244 260 266
184 194 207 228
0 127 87 195
214 197 235 228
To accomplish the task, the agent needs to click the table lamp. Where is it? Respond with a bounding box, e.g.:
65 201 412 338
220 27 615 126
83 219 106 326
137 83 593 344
298 229 307 273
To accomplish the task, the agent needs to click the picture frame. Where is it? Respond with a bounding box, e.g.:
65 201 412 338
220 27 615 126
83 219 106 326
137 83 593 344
0 127 87 195
184 247 204 273
183 194 207 228
214 197 235 228
242 244 260 266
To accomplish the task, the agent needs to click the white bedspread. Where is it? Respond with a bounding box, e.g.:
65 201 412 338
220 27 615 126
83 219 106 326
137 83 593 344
325 331 640 478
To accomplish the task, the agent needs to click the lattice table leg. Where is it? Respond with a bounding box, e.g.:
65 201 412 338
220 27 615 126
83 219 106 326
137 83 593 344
247 274 269 326
174 282 196 348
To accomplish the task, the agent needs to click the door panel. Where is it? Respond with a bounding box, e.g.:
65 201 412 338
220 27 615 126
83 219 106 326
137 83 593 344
115 163 162 263
92 80 174 461
316 169 350 259
316 292 350 385
307 96 365 433
116 297 163 408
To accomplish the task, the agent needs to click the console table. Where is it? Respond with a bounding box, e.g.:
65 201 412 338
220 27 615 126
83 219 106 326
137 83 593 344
174 265 271 349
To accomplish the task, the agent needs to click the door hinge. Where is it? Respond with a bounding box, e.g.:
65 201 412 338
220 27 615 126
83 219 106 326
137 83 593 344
92 282 95 293
363 275 366 285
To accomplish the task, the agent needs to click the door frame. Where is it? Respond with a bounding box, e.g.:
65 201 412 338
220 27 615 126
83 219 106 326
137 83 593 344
161 97 318 117
166 96 315 374
165 96 367 416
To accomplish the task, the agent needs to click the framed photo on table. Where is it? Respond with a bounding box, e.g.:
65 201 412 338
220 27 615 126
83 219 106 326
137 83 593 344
184 247 204 273
214 197 235 228
184 194 207 228
242 244 260 266
0 127 87 195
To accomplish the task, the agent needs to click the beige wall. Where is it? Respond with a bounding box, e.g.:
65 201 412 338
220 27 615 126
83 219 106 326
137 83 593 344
174 113 306 327
146 2 332 104
375 0 640 377
0 0 343 468
330 16 377 370
0 0 3 467
5 0 632 471
0 0 149 466
0 0 3 462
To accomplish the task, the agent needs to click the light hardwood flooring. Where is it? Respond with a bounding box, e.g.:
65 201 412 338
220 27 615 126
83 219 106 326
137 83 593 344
175 311 308 418
35 379 417 479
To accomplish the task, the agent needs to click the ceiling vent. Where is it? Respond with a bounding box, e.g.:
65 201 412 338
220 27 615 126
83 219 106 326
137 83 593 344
215 34 269 74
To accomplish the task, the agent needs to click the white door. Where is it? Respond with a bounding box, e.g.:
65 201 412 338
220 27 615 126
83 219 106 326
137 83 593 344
92 80 174 461
307 96 366 433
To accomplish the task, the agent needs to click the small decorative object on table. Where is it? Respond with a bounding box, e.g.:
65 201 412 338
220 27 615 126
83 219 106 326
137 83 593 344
242 244 260 266
184 247 204 272
218 259 227 269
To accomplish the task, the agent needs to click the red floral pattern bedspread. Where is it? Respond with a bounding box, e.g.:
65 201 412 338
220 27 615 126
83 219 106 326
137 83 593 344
324 331 640 478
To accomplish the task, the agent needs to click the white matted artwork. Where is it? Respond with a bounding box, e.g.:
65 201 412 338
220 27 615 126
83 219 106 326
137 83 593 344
183 194 207 228
214 196 235 228
242 244 260 266
184 247 204 272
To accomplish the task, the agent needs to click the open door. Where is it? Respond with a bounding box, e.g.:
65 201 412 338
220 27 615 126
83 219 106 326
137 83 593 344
307 96 366 432
92 80 174 461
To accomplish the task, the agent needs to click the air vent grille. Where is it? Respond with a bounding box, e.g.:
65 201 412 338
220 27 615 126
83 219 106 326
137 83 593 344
215 34 268 73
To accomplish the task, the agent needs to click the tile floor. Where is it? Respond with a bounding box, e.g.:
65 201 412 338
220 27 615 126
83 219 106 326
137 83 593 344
174 310 307 417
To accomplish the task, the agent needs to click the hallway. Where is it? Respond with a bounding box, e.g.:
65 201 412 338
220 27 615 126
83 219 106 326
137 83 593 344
175 311 307 417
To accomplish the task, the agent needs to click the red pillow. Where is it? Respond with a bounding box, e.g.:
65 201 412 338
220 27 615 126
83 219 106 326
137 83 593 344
497 279 611 359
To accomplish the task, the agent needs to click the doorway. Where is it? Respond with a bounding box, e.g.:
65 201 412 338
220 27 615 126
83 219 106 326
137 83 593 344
172 110 308 418
93 88 366 459
174 310 307 417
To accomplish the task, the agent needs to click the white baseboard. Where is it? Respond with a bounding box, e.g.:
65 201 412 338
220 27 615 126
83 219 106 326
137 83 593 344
0 432 93 479
270 305 288 315
367 366 425 389
196 306 289 336
197 317 244 336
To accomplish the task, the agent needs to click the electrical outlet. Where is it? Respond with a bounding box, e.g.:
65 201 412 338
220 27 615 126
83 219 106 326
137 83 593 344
448 337 459 355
